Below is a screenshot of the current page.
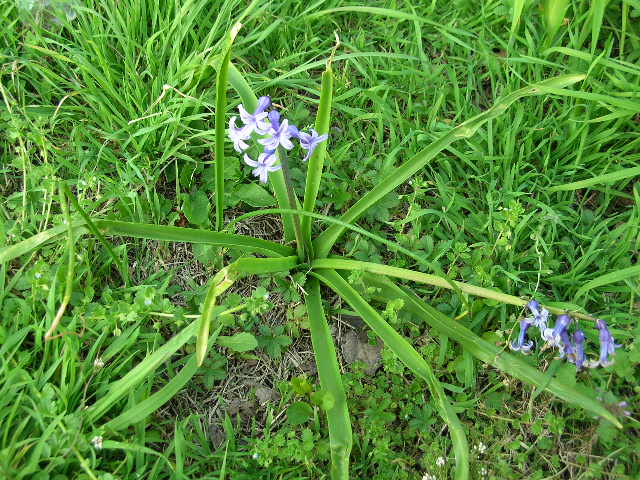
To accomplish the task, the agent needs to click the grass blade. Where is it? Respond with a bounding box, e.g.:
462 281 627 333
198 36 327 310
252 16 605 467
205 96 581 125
87 319 199 423
548 166 640 192
575 265 640 299
363 274 622 428
314 269 470 480
215 24 241 231
301 63 334 244
543 0 570 43
590 0 608 54
105 324 224 431
305 278 352 480
44 185 76 340
313 75 586 258
510 0 528 36
63 183 130 286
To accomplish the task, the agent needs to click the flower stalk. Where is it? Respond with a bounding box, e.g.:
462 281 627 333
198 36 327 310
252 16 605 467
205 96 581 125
277 146 311 262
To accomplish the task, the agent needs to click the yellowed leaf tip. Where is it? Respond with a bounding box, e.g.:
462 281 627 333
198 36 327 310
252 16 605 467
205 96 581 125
230 22 243 42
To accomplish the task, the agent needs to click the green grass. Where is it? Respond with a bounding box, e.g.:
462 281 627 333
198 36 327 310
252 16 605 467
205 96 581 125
2 0 639 479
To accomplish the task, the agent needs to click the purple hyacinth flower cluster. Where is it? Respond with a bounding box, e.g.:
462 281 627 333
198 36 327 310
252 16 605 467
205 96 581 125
510 300 621 369
227 96 328 183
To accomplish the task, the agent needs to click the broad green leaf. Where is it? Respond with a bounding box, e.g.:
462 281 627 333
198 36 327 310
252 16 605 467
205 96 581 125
217 332 258 352
311 257 595 321
98 221 293 257
196 256 299 365
313 74 586 258
235 183 276 207
314 269 469 480
306 278 351 480
182 190 210 226
287 401 314 425
363 274 622 428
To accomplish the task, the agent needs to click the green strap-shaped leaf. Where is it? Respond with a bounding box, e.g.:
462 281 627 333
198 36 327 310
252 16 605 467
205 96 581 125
313 74 586 258
227 63 296 243
306 278 352 480
196 256 299 365
314 269 469 480
301 65 333 245
363 274 622 428
311 258 596 321
0 220 294 264
215 24 241 231
99 220 294 257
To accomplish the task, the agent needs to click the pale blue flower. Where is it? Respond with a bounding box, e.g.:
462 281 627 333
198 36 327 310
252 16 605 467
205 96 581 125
244 151 280 183
618 401 631 417
526 299 550 329
543 314 571 347
570 329 586 370
298 128 328 161
228 116 251 152
510 317 534 354
259 111 296 151
593 319 619 367
559 329 574 359
238 96 270 135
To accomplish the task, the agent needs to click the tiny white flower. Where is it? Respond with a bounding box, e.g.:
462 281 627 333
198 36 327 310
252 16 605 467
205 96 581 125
35 272 42 279
436 456 446 467
421 473 436 480
91 436 103 450
480 466 488 477
144 298 152 306
252 452 260 460
476 442 487 454
94 357 105 369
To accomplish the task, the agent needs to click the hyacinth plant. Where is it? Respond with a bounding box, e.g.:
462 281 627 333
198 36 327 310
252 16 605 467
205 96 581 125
0 26 627 480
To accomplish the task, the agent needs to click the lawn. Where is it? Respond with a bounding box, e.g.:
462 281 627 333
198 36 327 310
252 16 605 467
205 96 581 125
1 0 639 479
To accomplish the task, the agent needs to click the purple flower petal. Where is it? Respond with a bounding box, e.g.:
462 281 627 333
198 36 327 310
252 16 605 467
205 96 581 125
510 318 534 354
571 329 586 370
